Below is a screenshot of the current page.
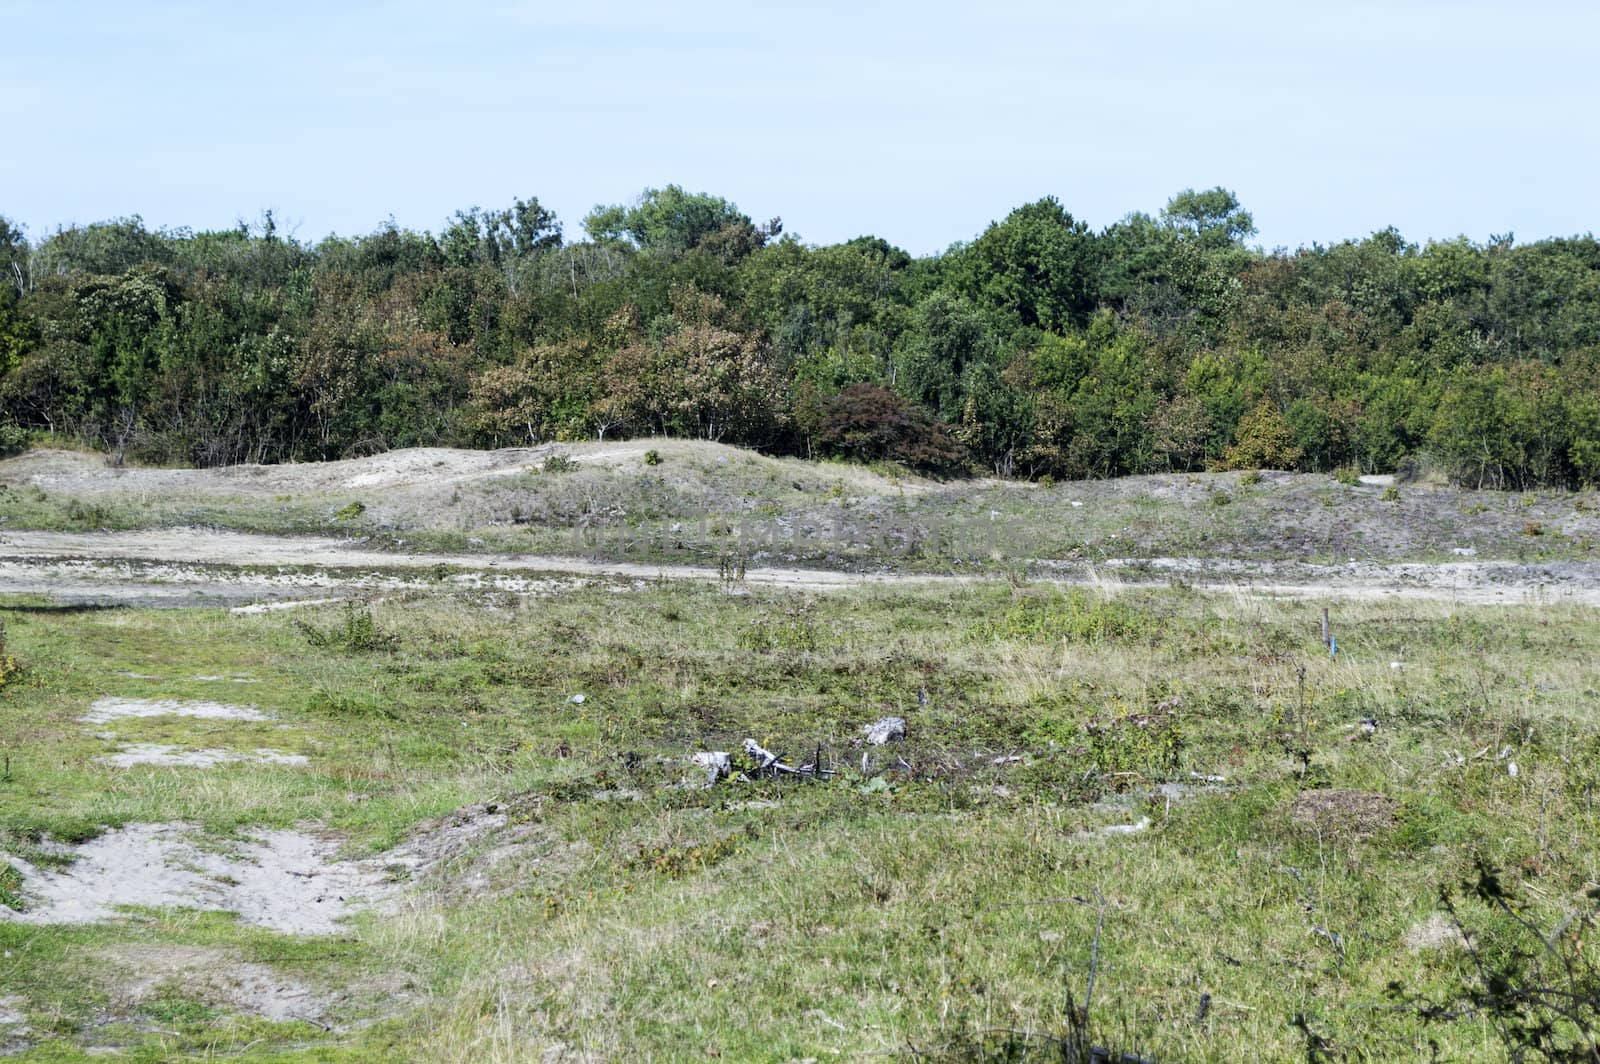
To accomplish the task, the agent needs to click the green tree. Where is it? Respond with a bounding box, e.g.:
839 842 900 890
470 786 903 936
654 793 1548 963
584 186 772 260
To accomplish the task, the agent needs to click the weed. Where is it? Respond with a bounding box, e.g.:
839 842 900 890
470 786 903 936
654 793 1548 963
0 620 21 689
980 590 1145 644
1382 485 1401 502
643 448 662 466
543 452 578 473
633 828 750 877
334 500 366 521
1334 466 1361 486
0 861 25 911
294 603 398 652
1523 520 1545 537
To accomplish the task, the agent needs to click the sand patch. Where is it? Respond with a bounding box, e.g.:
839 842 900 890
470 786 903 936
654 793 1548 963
230 597 341 615
99 744 307 768
2 823 387 935
104 944 330 1025
81 698 269 724
1290 789 1398 840
1403 913 1468 952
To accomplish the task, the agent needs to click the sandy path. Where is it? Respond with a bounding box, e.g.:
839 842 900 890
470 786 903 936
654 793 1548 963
2 529 1598 607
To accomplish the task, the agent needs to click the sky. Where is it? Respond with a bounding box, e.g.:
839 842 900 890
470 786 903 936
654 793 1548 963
3 0 1598 256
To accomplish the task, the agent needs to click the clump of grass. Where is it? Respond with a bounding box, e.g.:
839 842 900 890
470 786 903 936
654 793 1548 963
0 620 21 690
643 448 662 467
737 608 821 652
294 602 398 652
1523 520 1545 537
633 829 750 878
0 861 26 911
1382 485 1401 502
980 590 1146 645
1081 706 1186 777
333 500 366 521
1334 465 1362 486
543 452 578 473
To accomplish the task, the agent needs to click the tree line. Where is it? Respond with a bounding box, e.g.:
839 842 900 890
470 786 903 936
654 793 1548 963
3 185 1600 489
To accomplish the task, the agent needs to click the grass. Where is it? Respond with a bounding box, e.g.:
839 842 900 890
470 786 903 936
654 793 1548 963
0 578 1598 1059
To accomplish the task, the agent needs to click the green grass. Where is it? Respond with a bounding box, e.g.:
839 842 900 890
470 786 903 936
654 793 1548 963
1 581 1598 1059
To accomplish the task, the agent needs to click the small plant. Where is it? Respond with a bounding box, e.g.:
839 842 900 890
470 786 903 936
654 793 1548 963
294 602 398 653
633 829 749 878
1523 520 1545 537
0 424 27 458
1393 858 1600 1062
543 452 578 473
1381 485 1401 503
981 590 1146 645
1334 465 1361 486
1038 473 1055 489
1081 707 1186 776
643 448 661 466
738 608 820 652
333 500 366 521
0 862 25 912
1210 489 1232 506
0 621 21 690
1239 469 1262 487
64 499 113 529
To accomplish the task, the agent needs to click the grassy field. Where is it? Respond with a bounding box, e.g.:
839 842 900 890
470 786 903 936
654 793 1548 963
1 572 1598 1061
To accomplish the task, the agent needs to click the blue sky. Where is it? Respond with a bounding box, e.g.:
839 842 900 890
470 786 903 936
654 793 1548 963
3 0 1597 254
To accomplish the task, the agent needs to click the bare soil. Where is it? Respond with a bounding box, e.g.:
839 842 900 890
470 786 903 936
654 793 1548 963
5 527 1600 608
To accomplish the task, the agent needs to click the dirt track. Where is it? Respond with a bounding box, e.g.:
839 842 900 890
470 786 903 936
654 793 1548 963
3 529 1598 608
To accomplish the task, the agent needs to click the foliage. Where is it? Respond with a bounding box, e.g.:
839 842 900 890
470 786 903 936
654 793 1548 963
1217 398 1304 471
7 192 1600 489
0 620 20 690
293 603 398 653
808 383 966 474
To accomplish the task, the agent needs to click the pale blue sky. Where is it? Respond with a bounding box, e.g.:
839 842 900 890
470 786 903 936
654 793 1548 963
3 0 1597 254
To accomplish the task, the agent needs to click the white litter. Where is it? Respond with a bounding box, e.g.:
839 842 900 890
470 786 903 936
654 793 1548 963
863 717 907 745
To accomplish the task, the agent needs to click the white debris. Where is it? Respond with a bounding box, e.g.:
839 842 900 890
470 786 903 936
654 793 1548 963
743 738 782 771
692 751 731 786
1076 817 1151 840
1450 547 1478 558
567 694 586 705
1070 500 1083 508
992 754 1024 765
81 698 270 724
1389 661 1404 670
863 717 907 745
1507 761 1519 778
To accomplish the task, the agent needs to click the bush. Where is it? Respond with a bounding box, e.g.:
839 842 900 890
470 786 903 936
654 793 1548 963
811 384 968 475
543 452 578 473
643 448 661 466
0 424 26 458
1217 398 1304 471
